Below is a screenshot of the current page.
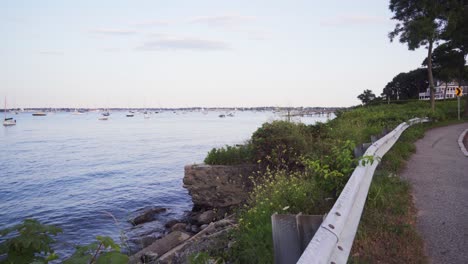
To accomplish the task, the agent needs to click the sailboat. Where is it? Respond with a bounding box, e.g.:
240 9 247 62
143 109 150 119
3 97 16 126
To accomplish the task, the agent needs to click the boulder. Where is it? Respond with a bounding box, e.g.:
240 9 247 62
165 219 179 228
129 231 191 264
171 223 187 232
129 207 167 226
183 164 257 208
157 218 236 264
195 210 217 225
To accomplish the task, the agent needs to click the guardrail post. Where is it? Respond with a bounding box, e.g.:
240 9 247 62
272 214 322 264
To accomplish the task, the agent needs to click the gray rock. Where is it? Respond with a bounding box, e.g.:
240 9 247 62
129 207 167 226
191 225 200 233
157 218 236 264
183 164 257 208
200 224 209 230
196 210 216 225
129 231 191 264
171 223 186 232
164 219 179 228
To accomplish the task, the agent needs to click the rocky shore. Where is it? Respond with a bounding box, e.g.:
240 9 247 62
126 164 256 263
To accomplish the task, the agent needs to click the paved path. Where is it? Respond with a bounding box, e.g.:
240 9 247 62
401 122 468 264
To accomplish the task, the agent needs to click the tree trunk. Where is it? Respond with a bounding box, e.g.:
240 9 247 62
443 82 447 100
427 40 435 111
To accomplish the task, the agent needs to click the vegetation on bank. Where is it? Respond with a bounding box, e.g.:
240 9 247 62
0 219 128 264
200 100 465 263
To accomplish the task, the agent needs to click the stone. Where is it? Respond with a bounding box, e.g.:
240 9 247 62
171 223 186 232
200 224 209 230
164 219 179 228
191 225 200 233
157 218 236 264
129 231 191 264
183 164 257 208
129 207 167 226
195 210 217 225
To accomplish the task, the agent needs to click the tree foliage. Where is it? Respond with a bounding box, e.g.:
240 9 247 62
357 89 377 104
382 69 428 100
424 43 466 83
389 0 448 111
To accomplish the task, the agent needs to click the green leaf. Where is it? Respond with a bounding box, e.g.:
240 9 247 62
96 236 120 251
95 251 129 264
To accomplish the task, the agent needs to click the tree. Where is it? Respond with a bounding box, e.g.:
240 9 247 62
422 43 466 99
389 0 447 111
442 1 468 116
357 89 376 105
382 68 428 100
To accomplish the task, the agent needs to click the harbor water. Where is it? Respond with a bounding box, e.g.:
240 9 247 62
0 110 332 258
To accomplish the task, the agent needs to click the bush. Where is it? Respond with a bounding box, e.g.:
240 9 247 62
229 169 328 264
0 219 62 264
204 144 253 165
251 121 313 170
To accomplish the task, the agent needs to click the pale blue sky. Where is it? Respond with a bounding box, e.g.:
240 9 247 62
1 0 427 108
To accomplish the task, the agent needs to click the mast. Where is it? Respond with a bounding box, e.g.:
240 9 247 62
4 96 6 120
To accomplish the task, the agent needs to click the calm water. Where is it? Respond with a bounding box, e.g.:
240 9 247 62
0 110 331 257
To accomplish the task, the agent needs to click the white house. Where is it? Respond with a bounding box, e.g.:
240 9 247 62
419 81 468 100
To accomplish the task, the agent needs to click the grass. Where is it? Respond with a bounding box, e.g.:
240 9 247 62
210 100 467 263
350 118 468 263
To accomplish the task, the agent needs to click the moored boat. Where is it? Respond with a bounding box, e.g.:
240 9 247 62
32 111 47 116
3 97 17 126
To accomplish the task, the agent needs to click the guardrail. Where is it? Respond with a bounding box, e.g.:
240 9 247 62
297 117 429 264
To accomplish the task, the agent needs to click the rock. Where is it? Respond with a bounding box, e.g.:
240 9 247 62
183 164 257 208
129 231 191 264
157 218 236 264
185 224 192 233
195 210 217 225
164 219 179 228
171 223 186 232
140 236 160 248
129 207 167 226
141 252 159 263
191 225 200 233
200 224 209 230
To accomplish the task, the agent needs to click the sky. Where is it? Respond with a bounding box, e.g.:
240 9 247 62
1 0 429 108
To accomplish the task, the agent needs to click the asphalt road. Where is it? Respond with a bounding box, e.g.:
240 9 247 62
401 122 468 264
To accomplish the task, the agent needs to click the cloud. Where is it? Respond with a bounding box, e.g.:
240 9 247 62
37 51 64 55
320 15 389 26
89 28 137 35
138 36 229 51
132 20 170 27
189 15 256 26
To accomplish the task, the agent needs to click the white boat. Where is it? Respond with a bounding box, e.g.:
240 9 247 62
3 97 16 126
143 110 150 119
32 111 47 116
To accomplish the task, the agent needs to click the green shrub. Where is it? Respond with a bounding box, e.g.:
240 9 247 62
251 121 313 170
64 236 128 264
304 140 356 197
0 219 62 264
229 169 328 264
204 143 253 165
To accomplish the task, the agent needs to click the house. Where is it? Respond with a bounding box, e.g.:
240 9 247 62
419 81 468 100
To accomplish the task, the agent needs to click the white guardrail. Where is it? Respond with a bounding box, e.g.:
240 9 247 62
297 117 429 264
